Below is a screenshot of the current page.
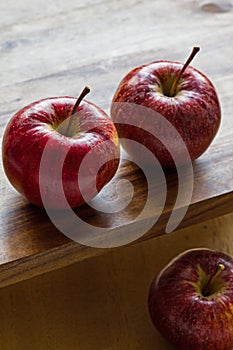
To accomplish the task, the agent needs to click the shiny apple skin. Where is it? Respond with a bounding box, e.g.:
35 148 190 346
111 60 221 167
148 249 233 350
2 96 120 209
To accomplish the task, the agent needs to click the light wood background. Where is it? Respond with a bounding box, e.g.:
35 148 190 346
0 0 233 348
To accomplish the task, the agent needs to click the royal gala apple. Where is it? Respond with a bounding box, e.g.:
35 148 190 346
2 87 120 209
148 248 233 350
111 47 221 167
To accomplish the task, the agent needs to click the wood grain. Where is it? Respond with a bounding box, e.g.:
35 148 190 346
0 213 233 350
0 0 232 286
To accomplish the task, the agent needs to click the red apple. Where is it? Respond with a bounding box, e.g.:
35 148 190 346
148 248 233 350
2 87 120 209
111 47 221 167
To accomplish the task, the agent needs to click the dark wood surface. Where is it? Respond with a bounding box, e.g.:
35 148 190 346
0 213 232 350
0 0 232 287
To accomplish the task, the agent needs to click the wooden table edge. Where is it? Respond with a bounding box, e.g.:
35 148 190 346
0 190 232 289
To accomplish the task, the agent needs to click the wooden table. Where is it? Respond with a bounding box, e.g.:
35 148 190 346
0 0 232 349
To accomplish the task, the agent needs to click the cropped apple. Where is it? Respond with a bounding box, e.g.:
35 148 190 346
148 248 233 350
111 47 221 167
2 87 120 209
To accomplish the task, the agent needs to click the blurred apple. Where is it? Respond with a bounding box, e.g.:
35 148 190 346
148 248 233 350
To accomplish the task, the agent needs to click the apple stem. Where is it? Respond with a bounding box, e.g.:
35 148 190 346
202 263 225 297
169 46 200 97
65 86 90 137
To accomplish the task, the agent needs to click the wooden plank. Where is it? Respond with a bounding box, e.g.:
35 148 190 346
0 0 232 286
0 155 232 288
0 213 232 349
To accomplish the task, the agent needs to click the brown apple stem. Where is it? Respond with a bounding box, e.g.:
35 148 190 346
202 263 225 296
65 86 90 137
169 46 200 97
